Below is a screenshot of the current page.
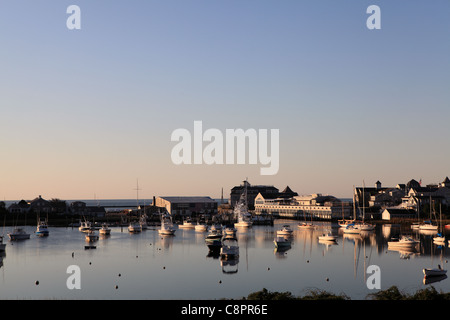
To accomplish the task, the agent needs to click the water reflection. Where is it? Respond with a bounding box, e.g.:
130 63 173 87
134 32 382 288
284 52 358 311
0 222 449 299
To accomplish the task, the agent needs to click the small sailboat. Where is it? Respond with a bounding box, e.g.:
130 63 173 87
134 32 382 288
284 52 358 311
8 228 30 241
423 265 447 278
179 219 196 229
433 204 445 244
318 233 337 242
343 223 361 234
128 222 141 233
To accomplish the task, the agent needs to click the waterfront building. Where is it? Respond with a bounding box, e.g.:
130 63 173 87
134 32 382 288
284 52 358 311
29 195 52 214
155 196 218 216
7 200 30 214
230 180 280 210
254 193 352 220
381 208 417 220
230 180 298 210
355 177 450 212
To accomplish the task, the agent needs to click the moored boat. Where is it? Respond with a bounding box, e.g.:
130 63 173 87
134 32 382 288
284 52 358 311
277 225 293 237
423 265 447 278
318 233 337 242
220 236 239 260
273 236 291 249
36 218 49 237
85 230 99 242
158 213 176 236
99 224 111 235
8 228 30 241
388 236 419 248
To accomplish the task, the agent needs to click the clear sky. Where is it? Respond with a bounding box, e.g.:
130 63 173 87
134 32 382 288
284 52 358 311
0 0 449 200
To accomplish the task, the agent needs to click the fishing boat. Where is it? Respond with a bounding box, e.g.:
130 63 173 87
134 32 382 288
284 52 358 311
79 220 92 232
36 218 49 237
273 236 291 249
8 228 30 241
234 181 253 228
318 233 337 242
158 213 176 236
85 229 99 242
423 265 447 278
388 236 419 248
220 236 239 260
99 224 111 235
277 225 293 236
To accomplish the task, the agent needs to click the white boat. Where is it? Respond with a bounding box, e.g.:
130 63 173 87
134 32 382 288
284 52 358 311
423 265 447 278
195 223 208 232
297 222 316 230
318 233 337 241
220 236 239 260
233 181 253 228
388 236 419 248
419 222 439 231
36 218 49 237
99 224 111 235
158 213 176 235
0 236 6 252
432 205 445 244
79 220 92 232
85 230 99 242
210 224 223 232
357 223 375 231
338 219 355 228
343 224 361 234
128 222 141 233
277 225 293 236
8 228 30 241
273 236 291 248
179 219 196 229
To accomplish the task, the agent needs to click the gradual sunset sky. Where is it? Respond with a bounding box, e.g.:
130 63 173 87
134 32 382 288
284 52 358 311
1 1 449 200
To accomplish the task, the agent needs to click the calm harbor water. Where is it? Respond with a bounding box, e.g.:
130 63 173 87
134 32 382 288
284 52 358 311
0 220 449 300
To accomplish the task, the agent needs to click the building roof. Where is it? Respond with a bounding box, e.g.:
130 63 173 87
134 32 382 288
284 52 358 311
158 196 216 203
384 208 416 215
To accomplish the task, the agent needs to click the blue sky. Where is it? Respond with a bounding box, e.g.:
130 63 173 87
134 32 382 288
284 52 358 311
0 1 449 200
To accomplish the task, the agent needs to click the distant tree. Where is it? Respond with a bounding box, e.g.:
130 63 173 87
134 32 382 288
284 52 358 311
50 198 67 213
